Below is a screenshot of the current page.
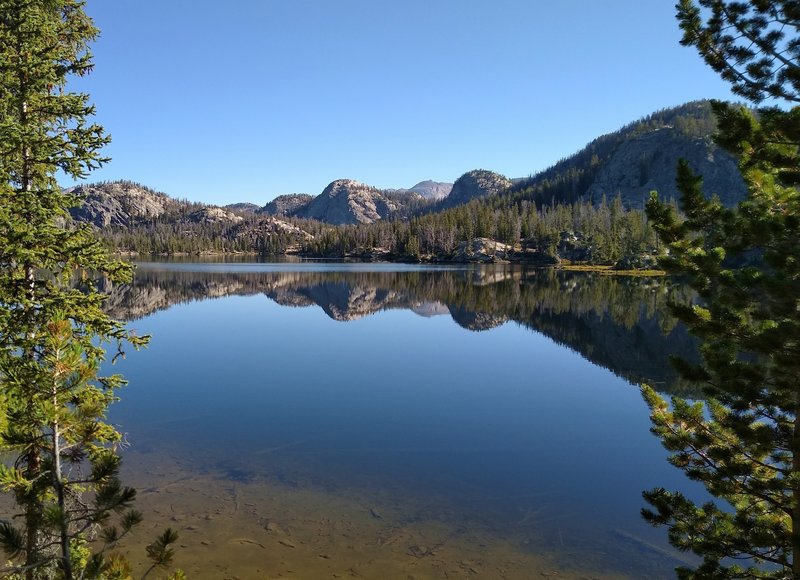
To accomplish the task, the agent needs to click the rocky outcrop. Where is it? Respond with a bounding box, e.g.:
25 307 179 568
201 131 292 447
234 216 313 242
294 179 398 225
69 181 176 227
405 180 452 200
225 202 261 214
583 127 747 209
451 238 512 263
68 180 316 254
511 101 748 210
260 194 314 217
188 206 244 224
441 170 512 209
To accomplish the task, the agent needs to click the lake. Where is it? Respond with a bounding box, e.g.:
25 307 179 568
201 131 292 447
106 261 702 578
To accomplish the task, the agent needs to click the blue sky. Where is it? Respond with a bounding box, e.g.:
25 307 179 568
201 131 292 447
71 0 737 205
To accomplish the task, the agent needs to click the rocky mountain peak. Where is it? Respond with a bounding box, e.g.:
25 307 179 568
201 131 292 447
324 179 371 195
404 180 453 200
295 178 396 225
442 169 512 209
583 127 746 208
69 181 174 227
510 100 748 209
260 193 314 217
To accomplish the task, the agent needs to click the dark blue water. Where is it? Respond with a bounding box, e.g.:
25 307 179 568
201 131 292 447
106 262 701 577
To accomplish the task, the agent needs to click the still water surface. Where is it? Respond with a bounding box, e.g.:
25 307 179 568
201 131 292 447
107 262 701 578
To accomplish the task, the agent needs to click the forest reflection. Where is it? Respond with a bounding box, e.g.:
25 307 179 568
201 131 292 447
105 264 697 394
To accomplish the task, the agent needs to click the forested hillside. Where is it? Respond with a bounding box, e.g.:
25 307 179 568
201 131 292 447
72 101 748 267
508 100 747 208
75 181 319 255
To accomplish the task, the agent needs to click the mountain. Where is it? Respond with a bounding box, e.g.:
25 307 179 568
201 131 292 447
260 193 314 217
583 126 745 208
224 202 261 214
68 180 315 255
69 181 249 227
404 180 453 200
440 169 513 209
293 179 418 225
258 181 435 226
68 180 188 227
511 100 748 209
66 101 750 261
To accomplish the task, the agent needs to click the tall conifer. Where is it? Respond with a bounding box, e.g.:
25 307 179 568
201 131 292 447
643 2 800 577
0 1 176 577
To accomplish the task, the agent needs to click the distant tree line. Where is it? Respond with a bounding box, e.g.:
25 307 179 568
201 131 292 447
97 194 661 267
302 194 660 267
100 213 317 255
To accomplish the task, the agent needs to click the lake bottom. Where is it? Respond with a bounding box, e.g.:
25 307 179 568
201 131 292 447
118 447 682 579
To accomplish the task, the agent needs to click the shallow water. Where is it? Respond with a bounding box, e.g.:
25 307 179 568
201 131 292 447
105 262 701 578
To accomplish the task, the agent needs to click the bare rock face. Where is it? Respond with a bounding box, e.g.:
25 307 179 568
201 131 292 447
513 101 748 210
406 180 453 200
69 181 173 227
233 216 314 252
583 127 747 209
261 193 314 217
188 206 243 224
442 170 512 209
236 216 312 240
451 238 512 263
295 179 397 225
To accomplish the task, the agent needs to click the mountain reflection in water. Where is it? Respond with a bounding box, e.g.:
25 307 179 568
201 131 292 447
99 261 707 578
107 262 697 394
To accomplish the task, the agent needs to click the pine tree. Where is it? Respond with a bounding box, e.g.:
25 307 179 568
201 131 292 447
0 1 177 578
642 2 800 577
676 0 800 104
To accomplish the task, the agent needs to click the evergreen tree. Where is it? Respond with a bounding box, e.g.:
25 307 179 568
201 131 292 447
0 1 177 578
642 2 800 577
676 0 800 104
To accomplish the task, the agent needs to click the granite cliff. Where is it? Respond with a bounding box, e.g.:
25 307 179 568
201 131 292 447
395 180 453 200
68 180 315 254
68 181 180 227
440 169 513 209
260 194 315 217
293 179 421 225
511 100 748 209
582 127 746 209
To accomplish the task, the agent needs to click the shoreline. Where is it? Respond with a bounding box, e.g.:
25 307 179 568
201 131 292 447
113 251 666 276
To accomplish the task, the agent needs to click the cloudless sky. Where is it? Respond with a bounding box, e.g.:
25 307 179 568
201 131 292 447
70 0 737 205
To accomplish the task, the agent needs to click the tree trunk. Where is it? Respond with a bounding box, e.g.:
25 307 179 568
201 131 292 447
23 445 40 580
23 267 42 580
52 364 72 580
20 84 42 579
793 412 800 577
